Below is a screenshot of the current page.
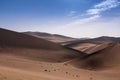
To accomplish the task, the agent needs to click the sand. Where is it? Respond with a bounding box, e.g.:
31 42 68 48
70 43 110 54
23 32 76 43
0 28 120 80
70 43 120 70
0 51 120 80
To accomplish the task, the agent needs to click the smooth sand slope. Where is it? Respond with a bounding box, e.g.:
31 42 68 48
69 43 110 54
0 28 120 80
64 36 120 47
23 32 76 43
0 50 120 80
64 36 120 54
0 28 84 62
70 43 120 70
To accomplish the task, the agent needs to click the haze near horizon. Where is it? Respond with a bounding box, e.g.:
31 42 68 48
0 0 120 38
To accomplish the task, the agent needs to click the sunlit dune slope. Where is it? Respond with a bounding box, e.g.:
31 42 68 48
70 43 110 54
0 28 84 62
70 43 120 70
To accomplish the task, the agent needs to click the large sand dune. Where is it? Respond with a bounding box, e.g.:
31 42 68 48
23 31 76 43
69 43 111 54
64 36 120 47
0 28 120 80
70 43 120 70
63 36 120 54
0 28 84 62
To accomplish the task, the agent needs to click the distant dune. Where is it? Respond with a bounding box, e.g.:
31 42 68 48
67 43 111 54
0 28 120 80
70 43 120 70
63 36 120 54
0 28 84 62
23 31 76 43
64 36 120 46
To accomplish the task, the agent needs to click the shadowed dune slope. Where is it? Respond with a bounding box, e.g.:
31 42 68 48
0 28 84 62
0 28 120 80
0 28 64 50
70 43 120 70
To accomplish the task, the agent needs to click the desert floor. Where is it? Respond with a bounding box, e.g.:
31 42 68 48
0 50 120 80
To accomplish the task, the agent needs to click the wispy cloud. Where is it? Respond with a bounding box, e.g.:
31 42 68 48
43 0 120 38
65 0 120 27
67 11 77 17
66 15 100 27
87 0 120 15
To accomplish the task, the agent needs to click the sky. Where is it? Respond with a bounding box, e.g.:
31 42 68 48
0 0 120 38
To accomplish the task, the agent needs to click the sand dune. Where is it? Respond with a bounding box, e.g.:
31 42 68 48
0 28 64 49
64 36 120 47
23 31 76 43
63 36 120 54
70 43 110 54
0 28 84 62
70 43 120 70
0 53 120 80
0 28 120 80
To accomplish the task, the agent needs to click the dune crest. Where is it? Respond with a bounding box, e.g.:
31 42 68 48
0 28 84 62
0 28 120 80
70 43 120 70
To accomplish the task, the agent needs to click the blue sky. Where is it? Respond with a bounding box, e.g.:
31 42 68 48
0 0 120 38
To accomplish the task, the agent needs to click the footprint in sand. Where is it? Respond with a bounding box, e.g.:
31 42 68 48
53 69 56 71
44 69 51 72
76 75 79 77
90 77 93 80
44 69 47 72
66 72 68 74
